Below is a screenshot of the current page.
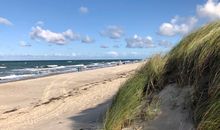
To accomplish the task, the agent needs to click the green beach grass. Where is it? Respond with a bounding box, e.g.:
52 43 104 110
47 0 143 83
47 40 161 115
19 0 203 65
104 21 220 130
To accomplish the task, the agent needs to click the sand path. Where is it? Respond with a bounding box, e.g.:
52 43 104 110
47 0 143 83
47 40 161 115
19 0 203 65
0 63 141 130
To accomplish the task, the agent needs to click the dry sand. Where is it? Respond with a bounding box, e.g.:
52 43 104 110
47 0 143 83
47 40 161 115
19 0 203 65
143 85 195 130
0 63 142 130
123 85 195 130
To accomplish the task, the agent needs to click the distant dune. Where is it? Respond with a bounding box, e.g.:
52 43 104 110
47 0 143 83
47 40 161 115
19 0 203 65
104 21 220 130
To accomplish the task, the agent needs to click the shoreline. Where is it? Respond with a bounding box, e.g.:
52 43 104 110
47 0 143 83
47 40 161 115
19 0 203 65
0 61 141 85
0 62 142 130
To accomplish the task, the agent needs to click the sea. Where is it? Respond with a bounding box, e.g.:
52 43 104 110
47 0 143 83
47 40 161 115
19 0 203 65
0 59 140 83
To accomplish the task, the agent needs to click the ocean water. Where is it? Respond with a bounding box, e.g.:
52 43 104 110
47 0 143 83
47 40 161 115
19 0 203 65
0 59 139 83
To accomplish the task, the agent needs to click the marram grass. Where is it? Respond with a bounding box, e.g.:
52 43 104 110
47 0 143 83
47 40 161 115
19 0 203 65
164 21 220 130
104 55 166 130
104 21 220 130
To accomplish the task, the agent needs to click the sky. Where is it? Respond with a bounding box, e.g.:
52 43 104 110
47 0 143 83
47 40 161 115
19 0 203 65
0 0 220 60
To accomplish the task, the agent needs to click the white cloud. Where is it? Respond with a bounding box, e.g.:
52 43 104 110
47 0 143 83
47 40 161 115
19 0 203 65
30 26 80 45
36 21 44 26
197 0 220 20
100 45 109 48
159 16 198 36
0 17 13 26
19 41 31 47
63 29 80 40
79 6 89 14
71 53 77 57
113 45 120 48
81 35 94 43
158 40 172 47
106 51 119 57
130 51 138 55
125 34 154 48
100 25 124 39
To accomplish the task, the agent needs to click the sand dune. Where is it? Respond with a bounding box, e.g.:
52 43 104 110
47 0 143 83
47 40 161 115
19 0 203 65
0 63 141 130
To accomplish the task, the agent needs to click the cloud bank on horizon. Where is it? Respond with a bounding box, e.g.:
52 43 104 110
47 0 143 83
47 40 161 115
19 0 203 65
0 0 220 60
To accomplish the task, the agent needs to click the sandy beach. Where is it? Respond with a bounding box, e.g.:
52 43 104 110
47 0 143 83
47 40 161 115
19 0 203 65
0 63 141 130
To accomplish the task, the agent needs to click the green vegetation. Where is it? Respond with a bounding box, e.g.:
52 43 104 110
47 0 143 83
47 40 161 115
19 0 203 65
104 55 166 130
104 21 220 130
164 21 220 130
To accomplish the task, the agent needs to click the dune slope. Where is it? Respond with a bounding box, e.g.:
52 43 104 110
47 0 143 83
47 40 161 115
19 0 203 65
104 21 220 130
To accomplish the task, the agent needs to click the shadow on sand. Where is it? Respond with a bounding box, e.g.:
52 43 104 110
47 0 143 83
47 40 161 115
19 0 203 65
69 99 112 130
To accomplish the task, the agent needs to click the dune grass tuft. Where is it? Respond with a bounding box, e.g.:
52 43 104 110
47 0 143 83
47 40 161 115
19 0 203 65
104 55 166 130
104 21 220 130
164 21 220 130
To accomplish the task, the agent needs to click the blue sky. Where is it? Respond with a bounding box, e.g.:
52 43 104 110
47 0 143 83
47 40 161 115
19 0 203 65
0 0 219 60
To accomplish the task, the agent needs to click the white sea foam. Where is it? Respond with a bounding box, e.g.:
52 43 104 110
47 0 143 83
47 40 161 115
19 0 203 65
74 64 84 67
12 65 66 72
47 65 58 68
55 66 65 69
0 66 6 69
0 74 34 80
